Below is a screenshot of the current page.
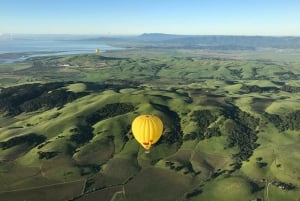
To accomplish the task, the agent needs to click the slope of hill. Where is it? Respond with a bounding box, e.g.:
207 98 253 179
0 51 300 200
0 79 299 201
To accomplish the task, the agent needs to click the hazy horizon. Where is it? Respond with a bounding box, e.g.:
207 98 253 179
1 0 300 36
2 33 300 38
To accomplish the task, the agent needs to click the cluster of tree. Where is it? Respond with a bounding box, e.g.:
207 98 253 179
264 110 300 131
274 71 299 80
122 125 131 142
255 157 268 168
32 60 52 69
189 110 219 140
85 103 135 125
0 82 64 99
38 151 59 159
256 161 268 168
184 188 203 199
283 110 300 130
282 84 300 93
224 68 243 79
223 119 259 161
232 106 259 130
0 82 88 116
152 103 183 146
271 81 285 86
165 160 196 175
69 125 94 146
188 106 259 162
0 83 60 115
0 133 46 150
75 164 100 176
205 127 222 138
240 84 279 93
104 79 141 88
21 89 88 113
272 181 295 190
223 106 259 161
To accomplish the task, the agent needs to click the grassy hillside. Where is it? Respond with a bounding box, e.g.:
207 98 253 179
0 51 300 201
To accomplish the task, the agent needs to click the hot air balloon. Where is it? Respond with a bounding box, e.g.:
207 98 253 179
95 48 100 54
131 115 163 153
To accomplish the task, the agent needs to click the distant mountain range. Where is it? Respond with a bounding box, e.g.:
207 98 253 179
87 33 300 49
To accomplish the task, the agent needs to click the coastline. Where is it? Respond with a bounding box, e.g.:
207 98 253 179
0 37 122 64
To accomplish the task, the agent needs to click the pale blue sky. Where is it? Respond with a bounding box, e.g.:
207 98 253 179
1 0 299 36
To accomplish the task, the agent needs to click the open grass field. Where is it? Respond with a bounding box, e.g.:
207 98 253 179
0 179 85 201
0 48 300 200
125 167 193 201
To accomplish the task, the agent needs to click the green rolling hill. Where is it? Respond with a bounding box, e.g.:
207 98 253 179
0 51 300 201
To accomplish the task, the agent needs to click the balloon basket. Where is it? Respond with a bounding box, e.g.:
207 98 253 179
145 149 150 154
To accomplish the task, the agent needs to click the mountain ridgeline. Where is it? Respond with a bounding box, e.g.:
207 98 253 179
90 33 300 49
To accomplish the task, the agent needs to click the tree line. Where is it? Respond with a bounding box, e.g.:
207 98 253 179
0 133 46 150
264 110 300 131
0 82 88 116
186 105 259 163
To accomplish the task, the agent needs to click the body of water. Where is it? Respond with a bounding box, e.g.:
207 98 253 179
0 35 120 63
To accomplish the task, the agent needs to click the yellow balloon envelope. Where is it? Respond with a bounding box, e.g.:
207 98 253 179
131 115 163 152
